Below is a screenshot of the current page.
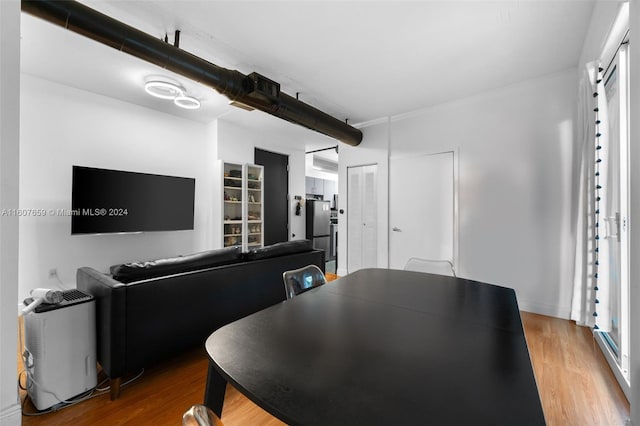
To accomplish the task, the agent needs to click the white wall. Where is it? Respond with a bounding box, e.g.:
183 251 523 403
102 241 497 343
394 69 577 317
288 150 306 240
340 68 577 318
17 75 314 303
216 119 306 241
18 75 216 301
0 1 22 423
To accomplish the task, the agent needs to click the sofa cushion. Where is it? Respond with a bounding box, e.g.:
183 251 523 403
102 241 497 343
244 240 313 261
110 246 243 283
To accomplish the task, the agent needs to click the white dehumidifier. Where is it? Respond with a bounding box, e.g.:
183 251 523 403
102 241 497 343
23 289 97 411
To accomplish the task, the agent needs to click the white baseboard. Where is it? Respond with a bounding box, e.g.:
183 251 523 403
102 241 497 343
518 299 571 320
0 403 22 426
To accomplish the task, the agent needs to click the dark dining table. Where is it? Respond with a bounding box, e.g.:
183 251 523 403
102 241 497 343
204 268 546 425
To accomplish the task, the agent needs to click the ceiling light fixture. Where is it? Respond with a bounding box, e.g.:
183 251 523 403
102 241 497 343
144 78 201 110
144 80 184 99
174 95 201 110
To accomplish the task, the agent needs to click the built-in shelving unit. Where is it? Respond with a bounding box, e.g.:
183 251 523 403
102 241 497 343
246 164 263 249
222 162 264 250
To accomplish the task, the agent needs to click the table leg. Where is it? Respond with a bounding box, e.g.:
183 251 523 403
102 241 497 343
204 361 227 417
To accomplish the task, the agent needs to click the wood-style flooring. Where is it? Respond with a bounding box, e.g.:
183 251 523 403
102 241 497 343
522 312 630 425
19 310 629 425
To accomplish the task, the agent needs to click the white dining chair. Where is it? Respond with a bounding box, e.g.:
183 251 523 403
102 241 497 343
404 258 456 277
182 404 224 426
282 264 327 300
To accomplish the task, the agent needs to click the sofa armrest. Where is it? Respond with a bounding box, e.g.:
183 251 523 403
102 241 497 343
76 267 127 379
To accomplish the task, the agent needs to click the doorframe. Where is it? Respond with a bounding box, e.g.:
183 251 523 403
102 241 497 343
387 148 459 272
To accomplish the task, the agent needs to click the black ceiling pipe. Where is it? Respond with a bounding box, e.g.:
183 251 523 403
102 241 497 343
22 0 363 146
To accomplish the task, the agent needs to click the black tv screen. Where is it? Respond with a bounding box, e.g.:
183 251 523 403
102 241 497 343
71 166 195 235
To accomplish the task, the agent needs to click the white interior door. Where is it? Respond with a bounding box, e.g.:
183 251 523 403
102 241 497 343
347 164 378 273
361 165 378 268
347 167 362 272
389 151 455 270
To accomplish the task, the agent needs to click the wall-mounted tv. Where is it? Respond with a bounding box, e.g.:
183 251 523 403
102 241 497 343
71 166 195 235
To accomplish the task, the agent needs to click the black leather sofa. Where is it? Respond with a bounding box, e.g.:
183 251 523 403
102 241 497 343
77 240 324 399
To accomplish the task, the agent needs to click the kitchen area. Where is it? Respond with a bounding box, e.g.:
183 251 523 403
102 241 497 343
305 149 339 274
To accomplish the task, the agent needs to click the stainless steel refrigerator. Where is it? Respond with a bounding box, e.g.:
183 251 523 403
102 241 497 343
306 199 331 259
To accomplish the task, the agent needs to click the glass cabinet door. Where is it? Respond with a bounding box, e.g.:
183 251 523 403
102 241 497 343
223 162 244 248
246 164 264 249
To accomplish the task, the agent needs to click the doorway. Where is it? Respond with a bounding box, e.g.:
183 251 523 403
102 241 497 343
255 148 289 245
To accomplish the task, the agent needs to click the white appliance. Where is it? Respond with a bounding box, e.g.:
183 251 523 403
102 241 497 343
23 289 97 411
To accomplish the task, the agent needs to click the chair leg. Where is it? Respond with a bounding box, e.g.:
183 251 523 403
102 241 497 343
183 404 225 426
110 377 122 400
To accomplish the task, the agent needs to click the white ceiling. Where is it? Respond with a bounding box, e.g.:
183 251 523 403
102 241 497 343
20 0 595 155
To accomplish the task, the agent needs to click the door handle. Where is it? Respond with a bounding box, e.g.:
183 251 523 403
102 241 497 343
603 215 620 241
392 227 402 232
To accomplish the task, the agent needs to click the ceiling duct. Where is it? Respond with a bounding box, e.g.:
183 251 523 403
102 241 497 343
21 0 363 147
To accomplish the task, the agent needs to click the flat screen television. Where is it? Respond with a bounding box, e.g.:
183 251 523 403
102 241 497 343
71 166 195 235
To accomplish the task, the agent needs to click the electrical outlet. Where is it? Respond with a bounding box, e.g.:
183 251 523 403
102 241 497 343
48 268 57 279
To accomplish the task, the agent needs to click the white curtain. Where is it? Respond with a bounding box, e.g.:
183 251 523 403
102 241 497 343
571 61 612 331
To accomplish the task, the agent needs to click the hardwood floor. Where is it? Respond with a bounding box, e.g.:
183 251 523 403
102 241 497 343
521 312 630 425
19 312 629 425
